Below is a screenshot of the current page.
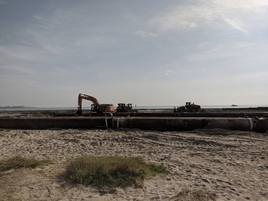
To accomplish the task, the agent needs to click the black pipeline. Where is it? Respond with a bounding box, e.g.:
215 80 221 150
0 117 267 132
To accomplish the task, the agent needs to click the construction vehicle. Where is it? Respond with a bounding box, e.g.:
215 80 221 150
116 103 133 112
77 93 116 115
175 102 201 112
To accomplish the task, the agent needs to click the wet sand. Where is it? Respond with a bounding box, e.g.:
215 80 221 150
0 129 267 201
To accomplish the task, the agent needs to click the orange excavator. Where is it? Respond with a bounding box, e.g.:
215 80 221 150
77 93 116 115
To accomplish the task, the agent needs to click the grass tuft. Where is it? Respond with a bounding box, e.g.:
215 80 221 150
64 156 168 188
0 156 51 172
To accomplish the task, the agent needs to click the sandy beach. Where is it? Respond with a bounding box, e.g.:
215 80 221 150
0 129 267 201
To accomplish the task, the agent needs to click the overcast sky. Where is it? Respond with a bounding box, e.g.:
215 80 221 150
0 0 268 107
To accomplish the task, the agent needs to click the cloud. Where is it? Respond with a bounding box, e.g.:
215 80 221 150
0 65 35 77
187 41 254 62
0 0 7 5
0 46 47 63
0 45 46 78
150 0 268 33
189 40 268 63
135 30 158 38
222 18 247 33
164 69 174 76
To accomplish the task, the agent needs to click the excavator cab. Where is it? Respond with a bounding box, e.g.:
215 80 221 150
91 104 100 113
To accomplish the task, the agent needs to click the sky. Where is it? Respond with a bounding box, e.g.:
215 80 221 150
0 0 268 107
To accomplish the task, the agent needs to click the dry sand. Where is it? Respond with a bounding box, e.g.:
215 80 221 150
0 129 267 201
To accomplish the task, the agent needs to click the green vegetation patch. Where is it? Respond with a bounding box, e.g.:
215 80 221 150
0 156 51 172
64 156 168 188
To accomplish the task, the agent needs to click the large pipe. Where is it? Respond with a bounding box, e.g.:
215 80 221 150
255 118 268 132
0 117 267 132
0 117 111 129
113 117 254 131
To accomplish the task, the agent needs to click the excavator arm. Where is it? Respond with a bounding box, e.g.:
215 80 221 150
77 93 116 115
77 93 100 115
